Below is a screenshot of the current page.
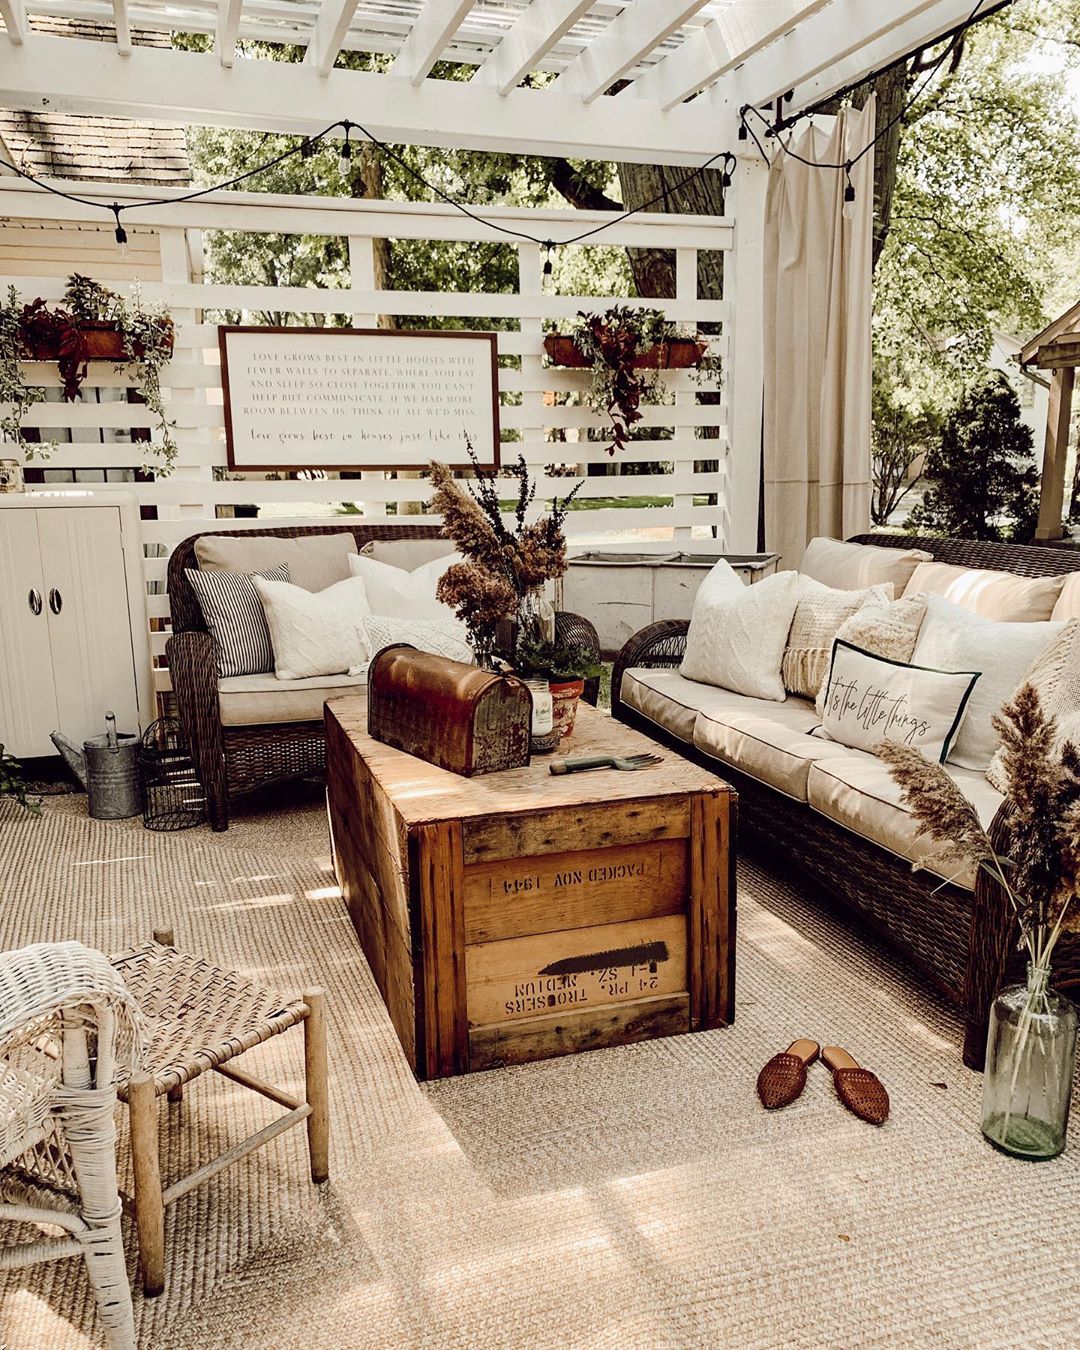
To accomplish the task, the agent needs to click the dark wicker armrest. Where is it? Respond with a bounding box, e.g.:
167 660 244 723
166 630 227 825
555 610 602 707
611 619 690 719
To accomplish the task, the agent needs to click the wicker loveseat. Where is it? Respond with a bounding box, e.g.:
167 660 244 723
611 533 1080 1069
167 523 600 831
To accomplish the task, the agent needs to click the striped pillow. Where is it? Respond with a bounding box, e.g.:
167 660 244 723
186 564 290 678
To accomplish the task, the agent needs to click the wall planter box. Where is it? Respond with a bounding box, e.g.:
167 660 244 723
24 321 174 364
543 333 705 371
559 545 779 657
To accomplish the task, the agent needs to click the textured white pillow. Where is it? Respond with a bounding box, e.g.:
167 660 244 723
253 574 371 681
912 594 1065 772
348 550 463 621
815 594 928 716
986 620 1080 791
365 615 474 665
681 562 800 701
818 640 980 762
902 561 1064 621
782 576 893 699
799 537 931 591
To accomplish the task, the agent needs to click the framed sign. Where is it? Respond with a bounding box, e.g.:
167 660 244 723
218 325 501 471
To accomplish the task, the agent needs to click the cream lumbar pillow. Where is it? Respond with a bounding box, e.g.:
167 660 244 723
365 615 474 665
799 537 932 592
348 550 463 622
815 594 928 717
912 594 1065 772
986 620 1080 792
253 574 371 681
902 561 1065 622
681 561 800 701
782 576 894 699
817 640 980 763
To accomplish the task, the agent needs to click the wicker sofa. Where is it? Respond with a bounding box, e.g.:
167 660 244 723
611 533 1080 1069
167 523 600 831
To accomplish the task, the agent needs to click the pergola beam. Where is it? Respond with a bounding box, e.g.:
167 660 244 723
629 1 832 111
473 0 594 97
1036 366 1075 541
555 0 711 103
390 0 473 86
714 0 986 115
0 32 737 164
216 0 244 69
0 0 27 45
303 0 360 78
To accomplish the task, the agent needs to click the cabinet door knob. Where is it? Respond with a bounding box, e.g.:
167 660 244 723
48 587 63 615
28 588 42 615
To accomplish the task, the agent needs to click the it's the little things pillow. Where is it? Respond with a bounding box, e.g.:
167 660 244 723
817 640 981 763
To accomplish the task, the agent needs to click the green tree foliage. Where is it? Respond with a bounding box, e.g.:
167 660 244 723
870 376 942 525
907 372 1039 541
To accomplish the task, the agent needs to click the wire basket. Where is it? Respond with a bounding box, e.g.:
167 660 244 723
139 718 207 832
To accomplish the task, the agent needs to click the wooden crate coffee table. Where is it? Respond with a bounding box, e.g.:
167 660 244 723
325 697 736 1079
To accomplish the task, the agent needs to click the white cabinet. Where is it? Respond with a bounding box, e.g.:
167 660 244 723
0 493 151 758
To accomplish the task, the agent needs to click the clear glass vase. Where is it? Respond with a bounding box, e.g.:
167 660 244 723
981 964 1077 1160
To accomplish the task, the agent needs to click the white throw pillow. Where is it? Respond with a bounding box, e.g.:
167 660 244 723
986 620 1080 791
253 574 372 681
782 576 893 699
912 594 1065 772
681 562 800 701
1052 573 1080 621
817 640 980 763
365 615 474 665
799 537 932 592
348 550 463 622
902 561 1064 622
194 531 357 592
815 594 928 716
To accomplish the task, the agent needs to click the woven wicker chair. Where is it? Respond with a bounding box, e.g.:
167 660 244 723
611 533 1080 1071
109 930 328 1298
167 523 601 830
0 942 147 1350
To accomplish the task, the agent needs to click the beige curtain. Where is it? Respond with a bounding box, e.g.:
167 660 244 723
762 97 875 569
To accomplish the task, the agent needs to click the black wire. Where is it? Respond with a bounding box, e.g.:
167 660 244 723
0 0 991 248
741 0 989 174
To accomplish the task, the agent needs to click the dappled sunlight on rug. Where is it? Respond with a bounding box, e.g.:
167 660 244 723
2 797 1080 1347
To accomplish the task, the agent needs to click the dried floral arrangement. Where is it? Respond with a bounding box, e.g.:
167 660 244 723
0 275 176 472
568 305 709 456
429 441 581 667
877 684 1080 975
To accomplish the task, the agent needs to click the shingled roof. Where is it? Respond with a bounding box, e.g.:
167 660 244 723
0 18 189 187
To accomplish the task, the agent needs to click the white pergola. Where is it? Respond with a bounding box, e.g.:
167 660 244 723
0 0 988 163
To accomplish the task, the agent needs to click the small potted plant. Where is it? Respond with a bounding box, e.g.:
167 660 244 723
544 304 709 455
513 635 602 740
0 275 176 471
1 744 42 816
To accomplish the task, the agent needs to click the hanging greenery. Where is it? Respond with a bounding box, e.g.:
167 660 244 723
0 275 177 473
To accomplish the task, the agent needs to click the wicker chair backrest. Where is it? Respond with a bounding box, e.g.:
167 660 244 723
167 522 449 633
847 533 1080 581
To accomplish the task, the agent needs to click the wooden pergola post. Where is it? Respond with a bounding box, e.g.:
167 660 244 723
1036 364 1076 542
1022 305 1080 543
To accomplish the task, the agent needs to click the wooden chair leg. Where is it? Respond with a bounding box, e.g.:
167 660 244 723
128 1074 165 1297
303 988 329 1184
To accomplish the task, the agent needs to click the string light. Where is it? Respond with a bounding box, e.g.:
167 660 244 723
542 241 555 276
842 164 856 220
338 120 353 177
111 203 128 255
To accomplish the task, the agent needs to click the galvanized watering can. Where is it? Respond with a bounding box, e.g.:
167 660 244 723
51 712 144 820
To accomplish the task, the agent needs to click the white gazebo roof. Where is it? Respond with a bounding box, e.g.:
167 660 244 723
0 0 992 162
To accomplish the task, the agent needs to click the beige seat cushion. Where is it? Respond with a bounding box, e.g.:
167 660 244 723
218 672 366 726
807 754 1004 891
799 537 931 592
902 560 1064 621
360 538 456 570
1052 572 1080 621
620 668 737 744
691 689 849 801
194 532 357 593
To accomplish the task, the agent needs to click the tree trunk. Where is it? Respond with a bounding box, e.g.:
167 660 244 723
613 164 727 300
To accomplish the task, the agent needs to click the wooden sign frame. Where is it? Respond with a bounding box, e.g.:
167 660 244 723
218 325 501 472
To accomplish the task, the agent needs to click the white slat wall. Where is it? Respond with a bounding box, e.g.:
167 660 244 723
0 198 736 693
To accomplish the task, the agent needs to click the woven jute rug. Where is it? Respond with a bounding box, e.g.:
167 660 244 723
2 787 1079 1349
